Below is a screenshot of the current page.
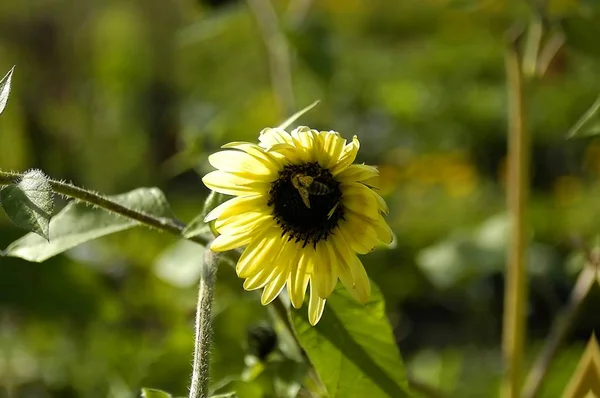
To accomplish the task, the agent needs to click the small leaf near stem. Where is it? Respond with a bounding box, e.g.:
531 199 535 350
0 66 15 116
184 191 224 239
277 100 320 130
0 169 53 240
141 388 173 398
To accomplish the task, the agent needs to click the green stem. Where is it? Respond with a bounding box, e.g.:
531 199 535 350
0 170 210 247
246 0 295 116
0 170 234 398
522 264 596 398
190 249 219 398
501 35 530 398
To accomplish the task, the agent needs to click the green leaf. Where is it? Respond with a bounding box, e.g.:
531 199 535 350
140 388 172 398
0 66 14 116
0 169 53 240
277 100 319 130
183 191 223 239
290 284 410 398
182 215 212 239
2 187 173 262
567 95 600 138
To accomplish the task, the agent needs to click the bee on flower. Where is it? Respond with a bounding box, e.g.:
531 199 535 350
202 126 392 325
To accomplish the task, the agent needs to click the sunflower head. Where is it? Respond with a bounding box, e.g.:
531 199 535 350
202 126 392 325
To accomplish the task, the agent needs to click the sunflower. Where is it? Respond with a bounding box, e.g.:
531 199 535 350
202 126 392 325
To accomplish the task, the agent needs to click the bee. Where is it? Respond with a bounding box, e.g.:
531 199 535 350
290 174 331 209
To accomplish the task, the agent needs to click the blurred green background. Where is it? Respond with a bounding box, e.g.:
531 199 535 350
2 0 600 397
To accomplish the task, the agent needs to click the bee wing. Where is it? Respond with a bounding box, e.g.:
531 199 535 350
299 187 311 208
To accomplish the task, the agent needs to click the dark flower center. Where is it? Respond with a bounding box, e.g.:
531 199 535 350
267 162 344 247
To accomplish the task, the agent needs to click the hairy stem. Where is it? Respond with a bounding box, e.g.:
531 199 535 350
0 170 210 247
501 34 530 398
189 249 219 398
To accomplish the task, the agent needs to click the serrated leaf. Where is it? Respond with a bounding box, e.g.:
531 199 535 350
290 283 410 398
3 187 173 262
0 66 14 116
277 100 319 130
0 170 53 240
141 388 172 398
567 95 600 138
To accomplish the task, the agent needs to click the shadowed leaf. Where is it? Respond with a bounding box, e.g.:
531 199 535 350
290 283 410 398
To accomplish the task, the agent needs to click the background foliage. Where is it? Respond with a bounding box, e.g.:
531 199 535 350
2 0 600 397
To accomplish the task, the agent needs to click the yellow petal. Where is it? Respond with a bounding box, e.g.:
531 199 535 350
317 131 346 169
258 127 293 147
209 150 278 181
267 143 303 164
342 183 380 220
312 241 337 299
210 231 253 252
339 214 378 254
288 248 311 309
308 281 326 325
348 255 371 304
331 135 360 176
221 142 282 168
261 267 288 305
236 229 283 278
372 215 393 244
336 164 379 184
331 232 370 304
372 190 389 214
202 171 269 196
245 236 300 290
243 267 272 290
290 126 317 162
214 211 272 236
204 195 266 222
242 243 286 291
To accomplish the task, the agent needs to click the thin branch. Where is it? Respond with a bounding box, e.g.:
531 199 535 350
522 265 596 398
536 31 564 78
246 0 295 116
189 249 219 398
0 170 211 247
501 32 530 398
